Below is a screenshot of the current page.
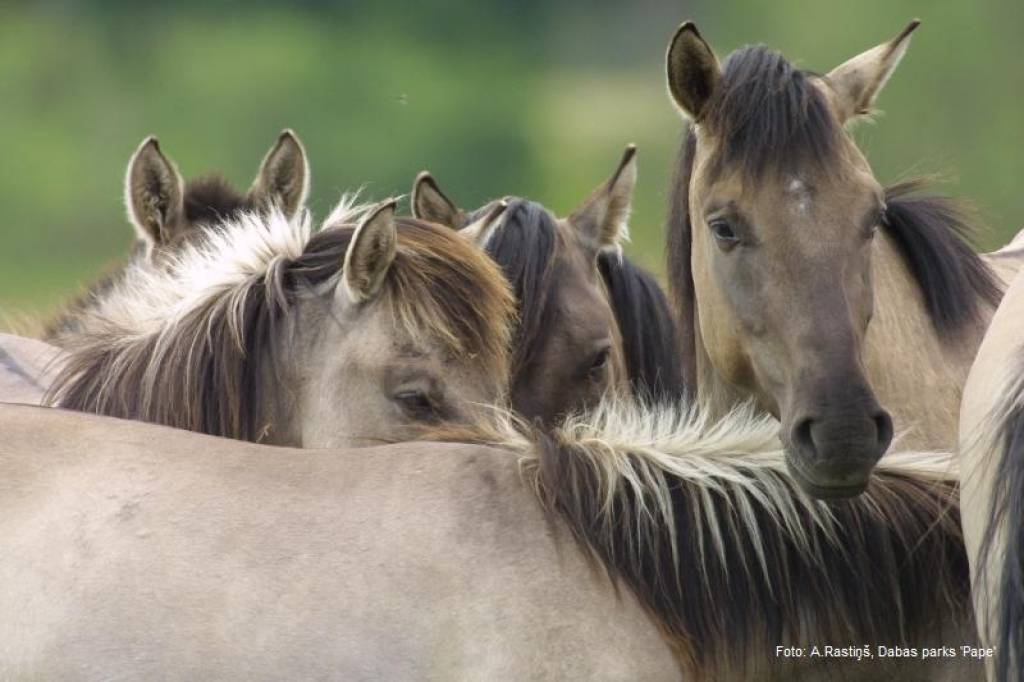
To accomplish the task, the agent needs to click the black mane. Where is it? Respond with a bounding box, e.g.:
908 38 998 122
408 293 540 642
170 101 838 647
480 199 560 384
597 253 684 404
882 179 1002 332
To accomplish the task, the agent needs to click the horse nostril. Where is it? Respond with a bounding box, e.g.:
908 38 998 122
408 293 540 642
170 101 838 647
791 417 816 456
873 410 894 454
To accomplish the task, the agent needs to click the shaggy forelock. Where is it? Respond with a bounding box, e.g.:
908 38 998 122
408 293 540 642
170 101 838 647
702 45 842 180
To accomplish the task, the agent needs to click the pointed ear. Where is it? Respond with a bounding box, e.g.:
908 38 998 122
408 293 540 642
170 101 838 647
411 171 467 228
341 199 398 304
825 20 920 123
125 136 185 245
460 200 508 247
249 129 310 218
569 145 637 251
666 22 722 120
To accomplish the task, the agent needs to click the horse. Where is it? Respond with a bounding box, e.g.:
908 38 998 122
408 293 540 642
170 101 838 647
412 146 683 424
663 20 1012 498
45 196 515 448
44 130 311 343
960 267 1024 681
0 400 978 680
0 333 63 405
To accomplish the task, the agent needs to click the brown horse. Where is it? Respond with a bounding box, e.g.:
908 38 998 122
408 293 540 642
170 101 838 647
960 267 1024 681
664 20 1006 498
0 399 977 680
413 146 684 424
45 130 311 342
45 196 515 447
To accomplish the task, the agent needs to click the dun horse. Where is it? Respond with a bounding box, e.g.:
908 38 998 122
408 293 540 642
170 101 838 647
960 267 1024 682
412 146 683 423
0 397 977 680
45 197 515 447
664 20 1008 497
45 130 311 342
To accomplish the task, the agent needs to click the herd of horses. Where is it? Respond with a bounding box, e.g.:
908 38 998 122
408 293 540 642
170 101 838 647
1 18 1023 681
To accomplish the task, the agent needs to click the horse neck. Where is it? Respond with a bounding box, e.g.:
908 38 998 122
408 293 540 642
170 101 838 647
863 231 991 451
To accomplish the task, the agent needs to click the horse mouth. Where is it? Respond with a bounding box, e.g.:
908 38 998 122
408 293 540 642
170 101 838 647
785 457 870 500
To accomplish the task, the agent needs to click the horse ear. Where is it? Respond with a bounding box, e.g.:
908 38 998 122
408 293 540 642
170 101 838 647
666 22 722 120
125 136 185 246
460 200 508 247
825 20 920 123
411 171 467 228
569 145 637 252
250 129 310 218
341 199 398 304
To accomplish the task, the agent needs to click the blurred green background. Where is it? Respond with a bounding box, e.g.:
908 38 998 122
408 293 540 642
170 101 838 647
2 0 1022 330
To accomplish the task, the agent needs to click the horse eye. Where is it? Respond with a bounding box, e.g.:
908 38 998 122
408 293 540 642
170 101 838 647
589 348 610 377
709 220 740 249
393 390 439 421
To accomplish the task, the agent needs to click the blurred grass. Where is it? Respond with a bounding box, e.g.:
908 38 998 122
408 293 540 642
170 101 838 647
1 0 1021 329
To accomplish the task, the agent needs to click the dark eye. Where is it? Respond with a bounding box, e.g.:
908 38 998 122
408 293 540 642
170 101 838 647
588 348 610 378
709 219 740 249
393 390 439 421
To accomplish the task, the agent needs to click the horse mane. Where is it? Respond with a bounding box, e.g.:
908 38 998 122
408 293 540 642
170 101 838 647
522 401 969 678
478 199 559 385
977 351 1024 681
46 198 513 441
882 179 1003 332
596 253 684 405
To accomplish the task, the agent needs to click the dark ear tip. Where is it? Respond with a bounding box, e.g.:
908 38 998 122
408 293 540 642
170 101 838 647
623 143 638 162
414 170 436 187
675 21 701 40
140 135 160 151
897 19 922 41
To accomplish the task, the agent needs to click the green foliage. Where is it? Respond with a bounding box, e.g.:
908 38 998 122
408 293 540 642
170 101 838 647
1 1 1021 326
